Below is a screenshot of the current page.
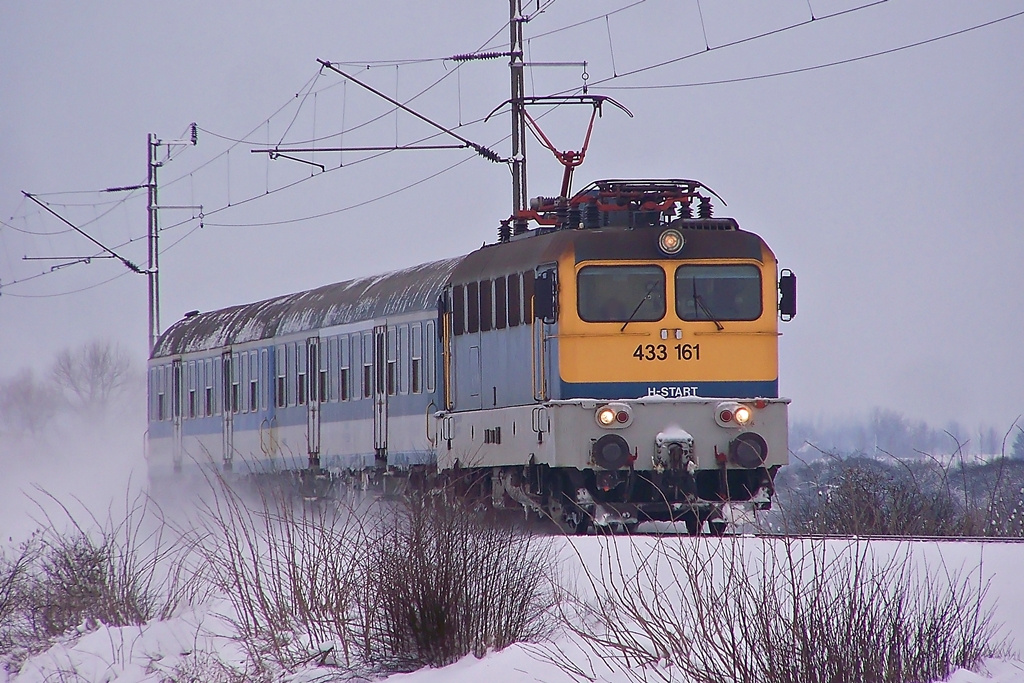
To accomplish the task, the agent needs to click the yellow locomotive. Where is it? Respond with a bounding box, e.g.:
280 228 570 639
436 179 795 533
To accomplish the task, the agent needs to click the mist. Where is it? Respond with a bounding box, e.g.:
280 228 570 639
0 341 147 543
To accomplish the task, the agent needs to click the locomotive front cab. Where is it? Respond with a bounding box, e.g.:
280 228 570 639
538 215 790 527
436 179 794 532
557 231 780 398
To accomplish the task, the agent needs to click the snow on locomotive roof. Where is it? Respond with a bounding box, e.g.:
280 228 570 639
152 257 463 358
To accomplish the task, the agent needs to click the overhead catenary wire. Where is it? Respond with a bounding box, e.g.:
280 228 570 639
1 270 131 298
202 152 479 229
313 60 503 163
21 192 145 274
276 71 322 147
8 0 986 252
156 99 525 235
605 15 617 77
166 2 1024 234
6 190 145 255
515 0 646 42
7 1 1019 299
160 14 509 197
203 94 580 231
596 7 1024 91
2 13 516 298
19 196 141 209
1 216 73 237
570 0 890 92
195 18 514 153
6 13 523 293
159 0 636 183
3 208 154 290
525 0 559 22
159 71 324 190
695 0 710 51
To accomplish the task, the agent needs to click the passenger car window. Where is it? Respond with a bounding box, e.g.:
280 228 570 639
675 264 762 321
494 277 507 330
577 265 666 323
507 273 520 327
467 281 479 334
479 280 492 332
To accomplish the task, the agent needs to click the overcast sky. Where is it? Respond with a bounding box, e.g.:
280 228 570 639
2 0 1022 431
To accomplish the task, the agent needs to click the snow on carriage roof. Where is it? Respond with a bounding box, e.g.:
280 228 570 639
151 257 463 358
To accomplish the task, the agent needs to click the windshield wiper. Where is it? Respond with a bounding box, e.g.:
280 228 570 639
692 282 724 331
620 282 658 332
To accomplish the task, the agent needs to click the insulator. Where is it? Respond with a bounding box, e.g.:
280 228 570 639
498 220 512 243
676 200 693 220
567 207 581 230
449 51 507 62
582 200 600 229
698 196 713 219
556 199 568 230
530 196 557 211
513 218 529 235
471 143 502 163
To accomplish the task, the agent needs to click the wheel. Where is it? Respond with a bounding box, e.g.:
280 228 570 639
547 497 590 535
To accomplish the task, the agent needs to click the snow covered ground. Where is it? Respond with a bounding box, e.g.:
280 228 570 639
5 533 1024 683
3 424 1023 683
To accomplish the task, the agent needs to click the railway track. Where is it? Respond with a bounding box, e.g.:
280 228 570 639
624 524 1024 542
748 532 1024 544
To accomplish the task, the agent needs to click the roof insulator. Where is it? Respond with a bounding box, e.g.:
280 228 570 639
698 196 713 219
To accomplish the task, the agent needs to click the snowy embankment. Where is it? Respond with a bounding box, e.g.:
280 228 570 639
6 534 1024 683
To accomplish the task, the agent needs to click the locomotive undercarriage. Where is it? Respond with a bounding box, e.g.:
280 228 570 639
487 462 778 534
262 458 776 535
431 396 789 533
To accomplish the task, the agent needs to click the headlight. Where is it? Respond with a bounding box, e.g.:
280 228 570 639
658 228 684 255
596 402 633 428
715 401 755 428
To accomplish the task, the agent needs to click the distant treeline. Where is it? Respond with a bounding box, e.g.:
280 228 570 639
792 408 1023 462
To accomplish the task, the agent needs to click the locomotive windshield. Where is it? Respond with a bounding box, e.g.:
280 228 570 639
577 265 666 322
675 264 762 321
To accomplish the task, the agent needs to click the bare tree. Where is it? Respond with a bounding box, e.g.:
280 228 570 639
51 340 134 415
0 369 58 436
1011 425 1024 460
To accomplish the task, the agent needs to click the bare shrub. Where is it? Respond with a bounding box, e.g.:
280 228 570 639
33 530 118 636
774 455 966 536
774 428 1024 537
163 650 259 683
193 474 370 673
562 536 1004 683
960 457 1024 537
0 490 200 671
360 492 559 672
0 536 41 666
194 472 559 677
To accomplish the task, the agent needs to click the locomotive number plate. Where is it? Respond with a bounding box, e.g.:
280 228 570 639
632 343 701 361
